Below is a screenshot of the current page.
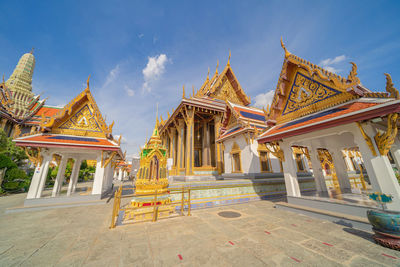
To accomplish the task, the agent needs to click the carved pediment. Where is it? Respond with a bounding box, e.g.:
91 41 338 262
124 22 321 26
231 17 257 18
55 104 103 134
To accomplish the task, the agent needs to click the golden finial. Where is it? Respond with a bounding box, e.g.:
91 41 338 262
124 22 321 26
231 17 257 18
347 62 360 84
118 135 122 145
280 37 290 58
160 115 164 122
182 85 186 98
207 67 210 81
215 60 219 74
384 73 400 99
30 47 34 54
167 111 170 118
86 75 91 90
227 50 231 66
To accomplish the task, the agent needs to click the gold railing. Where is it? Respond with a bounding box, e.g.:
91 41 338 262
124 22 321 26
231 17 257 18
110 185 192 229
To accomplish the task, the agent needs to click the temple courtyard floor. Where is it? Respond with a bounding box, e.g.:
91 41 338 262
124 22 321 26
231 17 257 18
1 191 400 266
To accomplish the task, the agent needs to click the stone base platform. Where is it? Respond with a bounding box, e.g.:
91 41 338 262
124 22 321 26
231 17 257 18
168 177 315 210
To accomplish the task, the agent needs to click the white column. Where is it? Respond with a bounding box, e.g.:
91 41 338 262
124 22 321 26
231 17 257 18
35 154 52 198
67 158 81 196
118 168 123 181
52 155 68 197
309 146 328 195
27 161 46 199
71 158 83 193
281 144 301 197
353 123 400 211
92 154 105 195
329 148 352 193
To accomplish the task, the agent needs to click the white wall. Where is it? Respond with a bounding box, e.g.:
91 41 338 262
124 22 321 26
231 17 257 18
222 134 283 174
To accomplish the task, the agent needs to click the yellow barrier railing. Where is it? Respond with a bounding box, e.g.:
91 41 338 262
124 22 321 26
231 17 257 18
110 185 191 229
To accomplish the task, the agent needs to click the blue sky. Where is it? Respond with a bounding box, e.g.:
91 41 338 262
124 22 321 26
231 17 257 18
1 1 400 158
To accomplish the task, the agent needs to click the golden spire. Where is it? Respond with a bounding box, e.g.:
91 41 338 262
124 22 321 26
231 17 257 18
182 85 186 98
207 67 210 81
384 73 400 99
86 75 91 91
227 50 231 66
280 36 290 58
215 60 219 75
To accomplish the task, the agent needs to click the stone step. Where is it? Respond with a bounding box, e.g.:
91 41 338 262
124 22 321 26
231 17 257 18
275 201 372 232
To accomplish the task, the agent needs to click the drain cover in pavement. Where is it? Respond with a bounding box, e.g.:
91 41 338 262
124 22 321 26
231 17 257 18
218 211 241 218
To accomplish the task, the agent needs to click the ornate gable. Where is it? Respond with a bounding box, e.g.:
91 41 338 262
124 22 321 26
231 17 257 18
267 39 363 124
209 66 251 106
41 77 114 138
196 56 251 106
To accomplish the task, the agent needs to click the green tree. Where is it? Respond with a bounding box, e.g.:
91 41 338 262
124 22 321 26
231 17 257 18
0 129 27 166
0 129 30 192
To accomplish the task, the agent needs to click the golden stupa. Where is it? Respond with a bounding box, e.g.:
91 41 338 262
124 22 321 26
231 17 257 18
130 118 171 208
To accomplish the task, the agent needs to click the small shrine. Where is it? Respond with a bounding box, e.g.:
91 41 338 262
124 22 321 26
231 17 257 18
13 77 124 205
124 119 173 221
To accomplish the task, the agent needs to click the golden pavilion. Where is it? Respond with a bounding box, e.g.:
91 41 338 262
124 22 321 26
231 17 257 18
158 54 253 180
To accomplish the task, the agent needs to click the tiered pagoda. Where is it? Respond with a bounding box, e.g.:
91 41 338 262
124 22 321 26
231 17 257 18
0 50 60 137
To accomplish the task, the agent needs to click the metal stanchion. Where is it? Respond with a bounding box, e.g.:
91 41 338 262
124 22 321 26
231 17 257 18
188 187 191 216
152 190 158 222
180 185 184 215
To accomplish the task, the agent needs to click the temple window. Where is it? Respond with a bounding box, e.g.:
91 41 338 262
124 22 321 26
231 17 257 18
230 142 242 173
295 153 305 172
259 152 272 172
232 153 241 173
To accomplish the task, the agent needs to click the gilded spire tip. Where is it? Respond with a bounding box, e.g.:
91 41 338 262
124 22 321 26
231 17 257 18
215 60 219 74
280 36 290 57
227 50 231 66
86 75 91 90
182 85 186 98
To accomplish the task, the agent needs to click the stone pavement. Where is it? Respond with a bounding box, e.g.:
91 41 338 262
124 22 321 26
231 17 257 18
1 193 400 266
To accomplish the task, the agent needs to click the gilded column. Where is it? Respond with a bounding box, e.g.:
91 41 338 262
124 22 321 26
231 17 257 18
215 114 223 174
168 127 176 159
202 121 211 166
185 108 195 175
176 119 185 175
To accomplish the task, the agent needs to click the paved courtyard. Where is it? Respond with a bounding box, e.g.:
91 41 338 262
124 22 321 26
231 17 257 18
1 193 400 266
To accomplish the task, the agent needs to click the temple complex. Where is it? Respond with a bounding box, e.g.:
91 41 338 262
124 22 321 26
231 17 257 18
13 78 124 205
0 50 59 137
258 39 400 211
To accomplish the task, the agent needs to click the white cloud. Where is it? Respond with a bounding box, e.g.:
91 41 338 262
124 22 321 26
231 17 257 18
142 54 168 92
318 55 346 73
124 85 135 96
253 90 274 108
104 64 120 87
114 134 128 144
